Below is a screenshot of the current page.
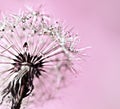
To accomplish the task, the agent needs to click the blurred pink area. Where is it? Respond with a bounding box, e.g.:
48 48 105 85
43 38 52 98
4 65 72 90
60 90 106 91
0 0 120 109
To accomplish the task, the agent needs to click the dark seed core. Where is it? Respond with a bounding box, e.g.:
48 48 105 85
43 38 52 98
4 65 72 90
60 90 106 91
13 52 43 78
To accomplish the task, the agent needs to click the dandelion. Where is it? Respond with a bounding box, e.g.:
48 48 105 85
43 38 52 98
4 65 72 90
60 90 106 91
0 7 87 109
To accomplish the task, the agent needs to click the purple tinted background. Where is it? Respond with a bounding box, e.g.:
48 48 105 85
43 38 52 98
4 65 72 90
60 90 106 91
0 0 120 109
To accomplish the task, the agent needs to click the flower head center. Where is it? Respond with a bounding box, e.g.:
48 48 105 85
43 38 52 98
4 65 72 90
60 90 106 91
13 52 43 78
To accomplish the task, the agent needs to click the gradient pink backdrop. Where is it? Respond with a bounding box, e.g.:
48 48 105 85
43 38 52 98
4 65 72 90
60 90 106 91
0 0 120 109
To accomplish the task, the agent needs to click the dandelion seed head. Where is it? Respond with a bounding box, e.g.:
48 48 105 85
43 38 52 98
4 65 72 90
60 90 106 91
0 7 86 109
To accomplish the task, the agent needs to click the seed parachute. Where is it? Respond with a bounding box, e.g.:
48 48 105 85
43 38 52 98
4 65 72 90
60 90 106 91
0 7 87 109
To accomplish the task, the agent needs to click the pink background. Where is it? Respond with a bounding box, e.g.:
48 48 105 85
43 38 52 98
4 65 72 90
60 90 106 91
0 0 120 109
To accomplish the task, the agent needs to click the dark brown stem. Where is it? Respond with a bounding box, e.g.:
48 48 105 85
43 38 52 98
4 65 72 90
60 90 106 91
11 99 22 109
11 73 34 109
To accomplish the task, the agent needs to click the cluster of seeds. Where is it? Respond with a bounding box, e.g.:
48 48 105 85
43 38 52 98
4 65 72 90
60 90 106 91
0 7 86 109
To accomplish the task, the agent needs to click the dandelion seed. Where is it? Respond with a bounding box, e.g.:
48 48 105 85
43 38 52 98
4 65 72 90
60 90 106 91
0 7 87 109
